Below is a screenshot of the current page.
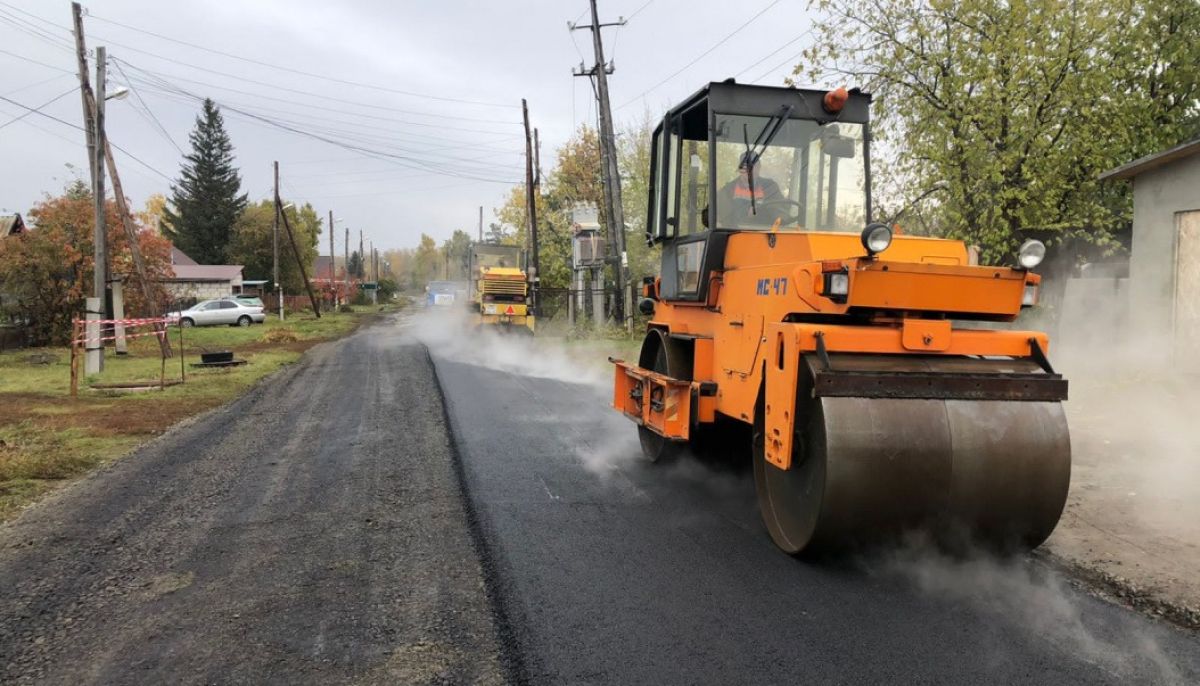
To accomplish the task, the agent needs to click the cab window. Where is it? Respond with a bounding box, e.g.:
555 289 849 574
676 241 703 293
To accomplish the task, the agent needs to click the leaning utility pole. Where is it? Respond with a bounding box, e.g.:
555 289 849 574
73 3 103 373
72 3 170 358
71 3 96 175
521 99 540 301
571 0 631 329
276 192 320 318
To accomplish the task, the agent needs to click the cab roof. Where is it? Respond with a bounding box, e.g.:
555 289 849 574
664 81 872 128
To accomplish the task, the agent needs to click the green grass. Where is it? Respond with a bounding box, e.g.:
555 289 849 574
0 307 384 519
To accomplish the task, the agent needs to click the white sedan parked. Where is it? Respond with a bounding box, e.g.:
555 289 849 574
170 299 267 328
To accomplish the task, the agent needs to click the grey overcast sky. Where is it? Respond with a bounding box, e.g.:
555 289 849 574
0 0 822 251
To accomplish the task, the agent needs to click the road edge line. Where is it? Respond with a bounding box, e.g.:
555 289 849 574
424 344 533 685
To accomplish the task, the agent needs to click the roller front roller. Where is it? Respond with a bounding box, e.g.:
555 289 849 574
753 354 1072 555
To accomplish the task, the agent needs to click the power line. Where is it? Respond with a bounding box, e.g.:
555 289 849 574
750 45 810 84
615 0 783 111
128 78 520 184
0 93 173 181
2 72 73 97
125 71 521 153
0 1 520 109
110 57 184 155
114 58 518 133
625 0 656 21
98 44 523 125
608 0 655 60
734 27 815 80
0 47 76 74
0 9 75 53
126 74 525 174
0 86 75 130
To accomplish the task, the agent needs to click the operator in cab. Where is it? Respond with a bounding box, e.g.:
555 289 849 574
716 151 784 228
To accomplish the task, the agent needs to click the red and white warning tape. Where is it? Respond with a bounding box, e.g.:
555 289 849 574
71 316 178 347
72 316 178 327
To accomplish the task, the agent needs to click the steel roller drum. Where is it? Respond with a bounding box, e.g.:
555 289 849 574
754 354 1072 554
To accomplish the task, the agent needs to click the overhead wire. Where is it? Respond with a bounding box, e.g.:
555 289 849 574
0 1 519 109
0 47 76 74
123 71 521 153
124 74 524 175
124 76 520 184
0 86 76 130
0 92 173 181
109 57 184 155
2 72 73 97
607 0 655 63
113 58 517 134
0 8 75 54
615 0 783 111
79 35 525 126
734 27 816 80
750 45 812 83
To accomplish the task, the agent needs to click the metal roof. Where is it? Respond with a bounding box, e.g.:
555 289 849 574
1 214 26 236
170 246 198 265
170 264 243 281
1099 137 1200 180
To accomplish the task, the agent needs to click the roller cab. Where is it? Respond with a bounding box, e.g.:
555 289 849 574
611 82 1070 554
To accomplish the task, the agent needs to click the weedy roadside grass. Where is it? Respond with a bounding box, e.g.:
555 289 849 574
533 318 643 372
0 306 395 519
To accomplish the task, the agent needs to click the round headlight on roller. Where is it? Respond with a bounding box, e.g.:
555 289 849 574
1018 239 1046 269
861 223 893 256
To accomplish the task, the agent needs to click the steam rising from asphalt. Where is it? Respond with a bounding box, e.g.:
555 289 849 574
411 307 608 388
873 540 1186 684
406 293 1197 681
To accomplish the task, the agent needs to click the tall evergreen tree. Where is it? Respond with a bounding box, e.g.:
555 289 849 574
164 99 247 264
348 250 365 278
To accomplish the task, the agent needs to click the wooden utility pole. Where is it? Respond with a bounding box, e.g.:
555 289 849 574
572 0 631 329
534 128 542 186
92 46 108 346
522 99 540 315
273 161 282 319
359 230 364 279
478 205 483 242
72 4 170 356
276 192 320 317
71 3 96 177
327 210 335 304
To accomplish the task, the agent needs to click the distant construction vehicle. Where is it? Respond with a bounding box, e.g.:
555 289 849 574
469 242 535 334
611 82 1070 555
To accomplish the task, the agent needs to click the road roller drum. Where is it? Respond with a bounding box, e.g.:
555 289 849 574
753 354 1071 554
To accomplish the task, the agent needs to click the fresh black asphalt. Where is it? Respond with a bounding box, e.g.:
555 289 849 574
430 337 1200 685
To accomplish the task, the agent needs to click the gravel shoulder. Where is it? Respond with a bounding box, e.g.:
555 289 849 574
1045 369 1200 630
0 315 507 685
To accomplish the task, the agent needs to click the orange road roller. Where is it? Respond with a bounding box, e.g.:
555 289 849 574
611 82 1070 555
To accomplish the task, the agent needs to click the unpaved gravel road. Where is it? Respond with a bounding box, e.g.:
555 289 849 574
0 316 510 685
